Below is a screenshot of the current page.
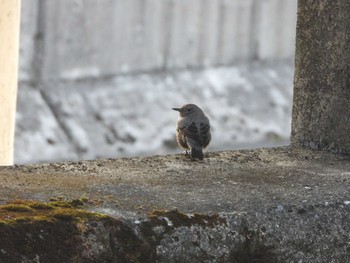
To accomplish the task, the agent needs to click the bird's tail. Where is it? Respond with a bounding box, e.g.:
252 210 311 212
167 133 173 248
191 147 204 160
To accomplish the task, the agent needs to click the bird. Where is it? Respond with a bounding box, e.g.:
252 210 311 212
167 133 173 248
172 104 211 160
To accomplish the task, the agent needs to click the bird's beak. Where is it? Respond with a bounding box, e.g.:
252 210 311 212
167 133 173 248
172 108 181 112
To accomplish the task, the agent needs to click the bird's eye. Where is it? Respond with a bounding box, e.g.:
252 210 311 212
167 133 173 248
187 109 191 112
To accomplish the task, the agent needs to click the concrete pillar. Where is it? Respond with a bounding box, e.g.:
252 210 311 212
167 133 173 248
0 0 21 165
291 0 350 153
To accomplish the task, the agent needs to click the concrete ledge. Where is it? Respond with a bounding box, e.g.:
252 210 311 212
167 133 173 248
0 147 349 262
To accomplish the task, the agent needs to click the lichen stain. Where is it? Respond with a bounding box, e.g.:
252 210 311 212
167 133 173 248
147 209 227 228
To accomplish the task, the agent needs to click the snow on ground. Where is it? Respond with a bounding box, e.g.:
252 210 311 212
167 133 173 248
15 62 294 164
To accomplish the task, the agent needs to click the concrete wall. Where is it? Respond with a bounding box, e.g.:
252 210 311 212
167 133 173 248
1 147 350 261
292 0 350 154
19 0 297 82
16 0 297 164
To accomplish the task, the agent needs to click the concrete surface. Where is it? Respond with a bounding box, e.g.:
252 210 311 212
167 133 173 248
0 147 349 262
292 0 350 154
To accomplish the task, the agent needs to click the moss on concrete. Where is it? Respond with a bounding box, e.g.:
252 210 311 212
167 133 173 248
0 199 117 262
0 199 108 225
0 147 349 262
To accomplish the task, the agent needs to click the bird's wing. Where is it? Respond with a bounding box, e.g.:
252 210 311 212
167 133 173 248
182 122 199 139
181 121 210 145
199 122 210 135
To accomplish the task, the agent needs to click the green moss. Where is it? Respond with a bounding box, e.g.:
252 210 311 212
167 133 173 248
1 204 33 212
28 202 54 210
50 198 87 209
32 215 53 223
80 197 88 203
48 196 65 202
49 201 75 208
13 217 32 223
0 199 109 225
71 199 84 207
0 199 117 262
51 208 98 220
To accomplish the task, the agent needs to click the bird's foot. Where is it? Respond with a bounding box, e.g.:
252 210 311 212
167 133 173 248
183 150 190 156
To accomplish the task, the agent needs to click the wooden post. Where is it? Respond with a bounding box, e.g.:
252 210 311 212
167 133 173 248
0 0 21 165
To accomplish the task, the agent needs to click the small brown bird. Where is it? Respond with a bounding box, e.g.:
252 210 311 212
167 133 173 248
172 104 211 160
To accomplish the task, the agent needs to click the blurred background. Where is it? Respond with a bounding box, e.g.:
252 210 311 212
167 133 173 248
16 0 297 164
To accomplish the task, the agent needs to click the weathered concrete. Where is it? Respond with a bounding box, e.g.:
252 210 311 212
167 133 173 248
0 147 349 262
292 0 350 154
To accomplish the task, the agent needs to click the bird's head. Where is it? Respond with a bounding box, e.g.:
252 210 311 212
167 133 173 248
172 104 201 117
